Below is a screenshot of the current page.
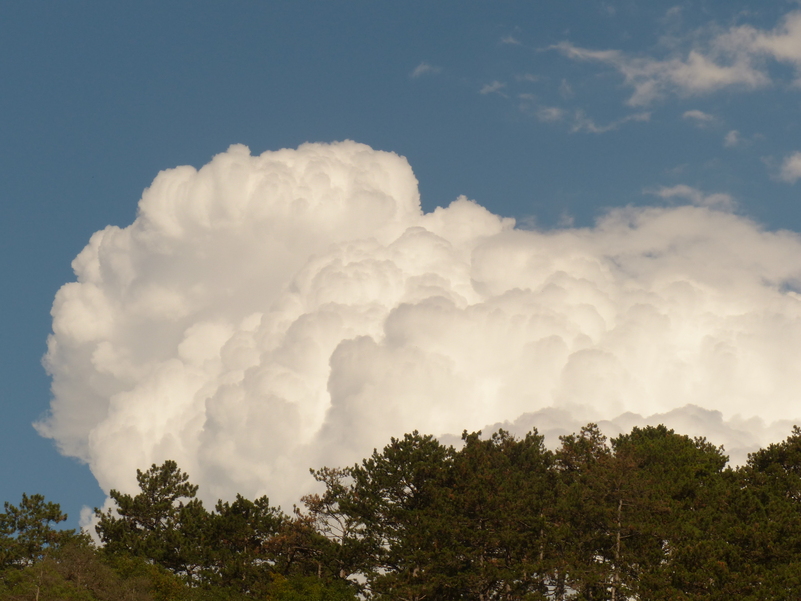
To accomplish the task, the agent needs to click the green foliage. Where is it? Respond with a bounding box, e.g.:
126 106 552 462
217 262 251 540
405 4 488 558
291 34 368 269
347 431 454 599
265 574 357 600
0 537 156 601
608 426 729 599
199 494 285 595
445 429 555 599
95 460 208 577
551 424 733 600
552 423 614 599
11 422 801 599
726 425 801 597
0 493 73 568
303 466 374 585
93 459 353 599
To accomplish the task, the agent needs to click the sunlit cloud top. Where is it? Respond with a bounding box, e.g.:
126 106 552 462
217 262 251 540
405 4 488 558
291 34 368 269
37 141 801 510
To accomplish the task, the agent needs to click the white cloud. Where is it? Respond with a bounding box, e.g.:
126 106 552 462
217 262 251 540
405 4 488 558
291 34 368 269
722 11 801 83
682 109 716 124
501 35 521 46
647 184 736 210
559 10 801 106
410 62 441 78
480 80 507 95
536 106 566 122
555 41 768 106
571 110 651 133
552 11 801 106
39 142 801 511
471 404 796 468
723 130 741 147
780 151 801 183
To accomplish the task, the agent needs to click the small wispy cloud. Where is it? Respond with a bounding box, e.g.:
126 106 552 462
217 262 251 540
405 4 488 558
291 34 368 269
728 11 801 86
723 130 741 148
780 151 801 183
549 9 801 109
552 11 801 107
571 110 650 133
682 109 716 125
501 35 522 46
480 80 507 95
554 40 767 106
516 73 538 83
410 61 441 78
537 106 566 122
647 184 736 210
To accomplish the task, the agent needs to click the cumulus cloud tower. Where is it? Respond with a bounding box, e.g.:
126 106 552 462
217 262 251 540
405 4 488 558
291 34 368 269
39 141 801 509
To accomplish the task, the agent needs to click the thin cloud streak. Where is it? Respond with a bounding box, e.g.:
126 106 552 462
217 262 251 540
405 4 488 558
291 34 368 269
646 184 736 210
551 11 801 106
570 110 650 133
553 40 768 106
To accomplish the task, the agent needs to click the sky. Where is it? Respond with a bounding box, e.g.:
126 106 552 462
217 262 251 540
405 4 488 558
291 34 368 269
4 1 801 529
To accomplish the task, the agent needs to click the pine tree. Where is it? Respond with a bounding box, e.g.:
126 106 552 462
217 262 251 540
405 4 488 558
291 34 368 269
0 493 72 568
95 460 209 578
446 429 555 600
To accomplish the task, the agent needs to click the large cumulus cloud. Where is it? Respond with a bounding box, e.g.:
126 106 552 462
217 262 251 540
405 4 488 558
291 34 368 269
38 141 801 509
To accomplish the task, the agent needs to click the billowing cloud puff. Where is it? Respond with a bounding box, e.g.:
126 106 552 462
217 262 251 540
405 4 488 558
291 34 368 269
38 141 801 509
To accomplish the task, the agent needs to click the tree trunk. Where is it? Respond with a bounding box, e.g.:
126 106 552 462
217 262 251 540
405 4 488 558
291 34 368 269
611 497 623 601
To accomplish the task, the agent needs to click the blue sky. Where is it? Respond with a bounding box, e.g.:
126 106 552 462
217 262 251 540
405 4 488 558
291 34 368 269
3 1 801 527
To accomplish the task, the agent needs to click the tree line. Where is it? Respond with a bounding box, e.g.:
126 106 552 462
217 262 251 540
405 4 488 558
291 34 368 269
3 423 801 600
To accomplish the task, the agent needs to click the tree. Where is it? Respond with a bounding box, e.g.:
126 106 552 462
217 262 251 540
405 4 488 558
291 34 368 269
95 460 209 578
554 424 731 600
308 432 454 600
200 494 285 595
608 425 728 599
553 423 615 599
0 493 72 569
727 425 801 597
355 432 456 600
0 536 162 601
444 429 555 600
303 467 371 586
264 574 358 601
